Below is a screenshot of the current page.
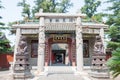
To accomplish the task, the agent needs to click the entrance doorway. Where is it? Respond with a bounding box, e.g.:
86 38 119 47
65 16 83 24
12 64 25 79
55 54 63 63
52 50 65 64
51 43 69 66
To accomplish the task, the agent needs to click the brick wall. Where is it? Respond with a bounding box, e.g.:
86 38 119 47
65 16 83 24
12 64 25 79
0 53 14 68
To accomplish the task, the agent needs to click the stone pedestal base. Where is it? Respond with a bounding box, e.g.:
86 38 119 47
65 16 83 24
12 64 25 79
45 62 48 66
89 71 110 78
9 62 13 71
13 72 32 79
72 62 76 66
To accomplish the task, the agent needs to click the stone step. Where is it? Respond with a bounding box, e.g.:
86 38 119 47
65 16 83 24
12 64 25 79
47 66 74 74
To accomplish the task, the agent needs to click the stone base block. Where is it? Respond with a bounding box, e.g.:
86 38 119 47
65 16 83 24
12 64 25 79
89 71 110 78
72 62 76 66
13 72 32 79
45 62 48 66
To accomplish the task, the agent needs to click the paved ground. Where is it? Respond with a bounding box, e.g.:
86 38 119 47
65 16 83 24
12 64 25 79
0 70 13 80
0 68 120 80
37 73 85 80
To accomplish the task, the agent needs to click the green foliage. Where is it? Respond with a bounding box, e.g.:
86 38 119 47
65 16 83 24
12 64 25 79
82 13 105 23
0 0 12 53
8 21 18 27
17 0 31 19
0 22 5 26
81 0 103 23
106 0 120 78
106 0 120 15
106 0 120 26
0 32 12 53
106 14 120 26
81 0 101 18
91 13 105 22
107 26 120 41
57 0 73 13
16 0 72 21
106 0 120 50
107 41 120 50
107 48 120 78
32 0 73 14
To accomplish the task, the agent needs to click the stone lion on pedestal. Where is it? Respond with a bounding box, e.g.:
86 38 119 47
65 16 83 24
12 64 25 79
94 36 104 54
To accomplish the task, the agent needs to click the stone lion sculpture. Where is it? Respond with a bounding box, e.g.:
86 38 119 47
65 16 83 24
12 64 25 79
94 36 104 54
17 36 28 55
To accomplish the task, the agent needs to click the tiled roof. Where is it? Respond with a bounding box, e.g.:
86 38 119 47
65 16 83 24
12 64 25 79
12 22 108 32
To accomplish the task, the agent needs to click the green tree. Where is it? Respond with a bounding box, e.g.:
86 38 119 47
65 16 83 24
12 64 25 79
32 0 72 15
107 26 120 50
106 0 120 26
91 13 105 23
0 1 12 53
0 33 12 53
17 0 31 20
81 0 101 18
106 0 120 78
57 0 73 13
107 48 120 78
105 0 120 50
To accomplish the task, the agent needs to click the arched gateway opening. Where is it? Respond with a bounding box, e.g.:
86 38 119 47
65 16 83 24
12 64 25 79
51 43 69 66
45 36 75 66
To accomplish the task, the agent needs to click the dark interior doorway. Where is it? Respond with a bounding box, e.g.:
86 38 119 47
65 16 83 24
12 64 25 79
52 50 66 65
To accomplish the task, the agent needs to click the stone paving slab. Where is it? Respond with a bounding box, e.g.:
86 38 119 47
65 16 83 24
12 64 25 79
37 73 85 80
0 69 120 80
0 73 13 80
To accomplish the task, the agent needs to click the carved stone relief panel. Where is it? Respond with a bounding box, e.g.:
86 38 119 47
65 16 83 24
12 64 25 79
21 29 38 34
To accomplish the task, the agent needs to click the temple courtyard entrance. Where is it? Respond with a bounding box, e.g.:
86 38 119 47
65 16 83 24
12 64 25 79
52 50 66 65
51 43 70 66
11 11 110 80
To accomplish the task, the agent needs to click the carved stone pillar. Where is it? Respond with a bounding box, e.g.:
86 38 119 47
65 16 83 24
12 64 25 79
76 17 83 71
37 10 45 72
49 43 52 66
100 28 105 53
13 28 21 66
45 37 49 66
65 45 69 65
72 37 76 66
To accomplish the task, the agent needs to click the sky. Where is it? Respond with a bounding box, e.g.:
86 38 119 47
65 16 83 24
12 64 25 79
0 0 111 46
0 0 110 24
0 0 84 23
